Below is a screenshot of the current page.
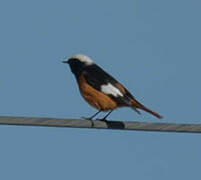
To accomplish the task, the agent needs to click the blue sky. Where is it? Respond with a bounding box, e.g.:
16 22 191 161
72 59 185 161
0 0 201 179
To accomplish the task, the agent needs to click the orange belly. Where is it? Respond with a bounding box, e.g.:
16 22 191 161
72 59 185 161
78 75 118 111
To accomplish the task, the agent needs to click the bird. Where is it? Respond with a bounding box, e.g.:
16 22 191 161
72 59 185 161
63 54 163 121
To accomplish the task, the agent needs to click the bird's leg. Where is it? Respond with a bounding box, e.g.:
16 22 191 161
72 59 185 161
82 110 102 120
89 110 102 119
81 110 102 127
99 110 114 122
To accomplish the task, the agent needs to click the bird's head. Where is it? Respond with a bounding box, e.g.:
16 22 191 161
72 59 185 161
63 54 94 77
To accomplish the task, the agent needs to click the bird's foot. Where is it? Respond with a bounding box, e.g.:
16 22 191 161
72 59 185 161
96 118 108 123
81 117 94 127
81 116 92 120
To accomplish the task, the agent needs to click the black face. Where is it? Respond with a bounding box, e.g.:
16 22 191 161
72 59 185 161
67 58 86 78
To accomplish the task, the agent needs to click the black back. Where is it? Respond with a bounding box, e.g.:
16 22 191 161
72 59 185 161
83 64 118 91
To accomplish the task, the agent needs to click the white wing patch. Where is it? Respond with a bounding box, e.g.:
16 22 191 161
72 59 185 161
101 83 123 97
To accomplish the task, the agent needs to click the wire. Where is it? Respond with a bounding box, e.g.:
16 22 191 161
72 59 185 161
0 116 200 133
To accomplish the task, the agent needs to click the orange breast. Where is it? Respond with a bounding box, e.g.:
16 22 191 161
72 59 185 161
78 75 118 111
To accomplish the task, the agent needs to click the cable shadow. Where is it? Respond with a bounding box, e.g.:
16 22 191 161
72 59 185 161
103 120 125 130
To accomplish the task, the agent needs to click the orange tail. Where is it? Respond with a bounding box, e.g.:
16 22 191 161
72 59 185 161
131 100 163 119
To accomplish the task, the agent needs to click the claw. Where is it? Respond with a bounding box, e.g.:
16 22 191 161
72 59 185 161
81 116 92 120
81 117 94 127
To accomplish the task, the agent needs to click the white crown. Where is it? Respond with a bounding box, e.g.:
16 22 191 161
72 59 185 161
70 54 94 65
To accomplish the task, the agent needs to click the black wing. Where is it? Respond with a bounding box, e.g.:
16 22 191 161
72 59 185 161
83 64 118 90
82 64 133 106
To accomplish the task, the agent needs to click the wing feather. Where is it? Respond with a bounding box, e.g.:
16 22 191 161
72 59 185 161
83 64 134 106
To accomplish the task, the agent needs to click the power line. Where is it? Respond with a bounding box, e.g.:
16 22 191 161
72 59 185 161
0 116 200 133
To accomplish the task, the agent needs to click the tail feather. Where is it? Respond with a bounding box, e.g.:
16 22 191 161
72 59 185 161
131 100 163 119
139 105 163 119
132 107 141 115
